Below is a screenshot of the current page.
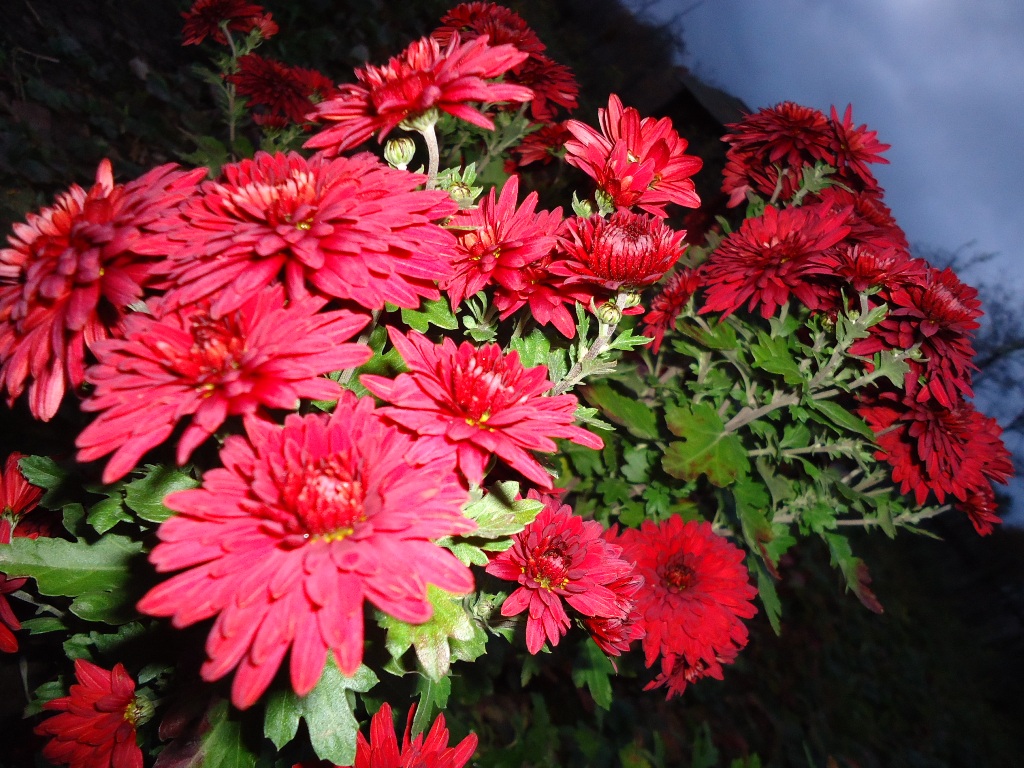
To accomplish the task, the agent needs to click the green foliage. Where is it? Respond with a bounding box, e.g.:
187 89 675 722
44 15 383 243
663 401 750 487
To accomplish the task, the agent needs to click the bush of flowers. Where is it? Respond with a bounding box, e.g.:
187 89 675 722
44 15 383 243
0 2 1013 766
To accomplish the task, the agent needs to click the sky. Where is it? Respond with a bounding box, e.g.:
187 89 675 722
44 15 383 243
628 0 1024 521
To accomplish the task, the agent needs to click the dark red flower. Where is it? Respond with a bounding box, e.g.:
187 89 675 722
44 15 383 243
76 287 371 483
137 393 475 709
442 175 561 308
491 252 592 339
699 203 851 318
0 452 43 544
512 122 573 168
155 151 458 315
584 564 645 658
228 54 337 129
509 54 579 122
0 160 204 420
34 659 147 768
614 516 757 699
181 0 277 46
0 573 28 653
640 268 701 353
828 104 890 192
564 94 703 217
305 34 533 155
434 2 546 54
955 485 1002 536
554 211 687 298
486 494 635 653
362 329 603 489
342 702 478 768
812 186 909 254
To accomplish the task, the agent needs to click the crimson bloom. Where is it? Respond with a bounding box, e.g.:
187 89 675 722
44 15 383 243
564 94 703 217
486 494 635 653
491 252 592 339
614 516 758 699
228 54 337 129
137 393 475 709
512 122 573 168
0 160 204 421
442 175 562 308
0 452 48 652
76 287 371 483
640 268 701 353
828 104 890 192
305 33 533 155
554 211 687 296
362 329 603 489
34 659 147 768
181 0 277 46
434 2 546 54
342 702 478 768
699 202 851 319
155 151 458 315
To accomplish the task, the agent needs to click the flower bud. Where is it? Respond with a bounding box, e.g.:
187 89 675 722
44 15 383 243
399 107 440 134
595 300 622 325
448 182 476 209
619 291 642 310
384 137 417 170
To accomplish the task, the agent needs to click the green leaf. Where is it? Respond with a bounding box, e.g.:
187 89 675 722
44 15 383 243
203 700 257 768
807 398 875 440
572 639 615 710
824 533 884 614
663 401 749 487
459 482 543 540
751 333 804 385
124 465 199 523
507 329 550 369
21 616 66 634
263 659 377 763
678 317 738 350
412 675 452 736
751 557 782 635
18 455 69 508
86 496 133 535
401 297 459 333
380 586 486 681
621 446 652 484
580 382 660 440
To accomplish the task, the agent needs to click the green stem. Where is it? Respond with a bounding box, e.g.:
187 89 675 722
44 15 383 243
550 294 629 396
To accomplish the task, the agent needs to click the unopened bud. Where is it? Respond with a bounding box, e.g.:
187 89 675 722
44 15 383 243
619 291 642 309
595 301 622 325
449 182 475 208
384 137 416 170
399 107 440 134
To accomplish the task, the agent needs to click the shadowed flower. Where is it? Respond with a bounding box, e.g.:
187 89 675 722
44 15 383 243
342 702 478 768
442 175 561 308
434 2 546 54
955 486 1002 537
362 329 602 488
1 452 43 544
155 151 458 315
76 287 371 483
137 393 475 709
305 34 533 155
34 658 148 768
614 516 757 699
828 104 890 192
640 268 700 353
228 54 337 129
486 495 635 653
512 122 573 168
699 203 850 319
564 94 702 217
181 0 277 46
508 53 579 122
554 211 687 298
0 160 205 421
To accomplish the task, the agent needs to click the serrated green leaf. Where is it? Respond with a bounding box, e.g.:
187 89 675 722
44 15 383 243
18 455 69 509
572 639 615 710
124 465 200 523
678 317 739 351
807 398 875 440
621 446 652 484
86 496 133 535
0 535 143 599
263 659 377 763
752 558 782 635
21 616 66 634
580 382 660 440
508 329 550 369
412 675 452 736
824 533 884 614
401 297 459 333
460 482 543 540
751 333 804 385
663 401 749 487
203 700 258 768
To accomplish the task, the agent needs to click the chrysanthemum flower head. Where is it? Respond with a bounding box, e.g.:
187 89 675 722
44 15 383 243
76 286 372 483
564 94 703 217
486 494 635 653
181 0 277 46
434 2 546 54
828 104 890 191
640 268 701 353
1 452 43 544
699 202 851 319
553 211 687 298
34 658 147 768
491 251 592 339
512 122 573 168
0 159 205 421
137 393 475 709
342 702 478 768
228 54 337 129
442 175 562 308
614 516 757 699
362 329 603 489
305 33 533 155
155 151 458 316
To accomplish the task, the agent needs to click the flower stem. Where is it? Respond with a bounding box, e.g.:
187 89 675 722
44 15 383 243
421 124 440 189
550 294 629 396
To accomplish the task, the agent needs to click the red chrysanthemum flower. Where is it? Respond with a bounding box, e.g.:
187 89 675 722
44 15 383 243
721 102 834 207
181 0 277 46
858 376 1013 508
34 659 147 768
564 95 703 217
0 160 204 421
811 186 909 254
955 485 1002 537
154 151 458 315
828 104 890 192
305 34 533 155
342 703 478 768
228 54 338 129
512 122 573 168
442 175 562 308
850 266 982 407
584 561 645 659
614 516 758 699
491 252 592 339
434 2 546 54
640 268 701 353
137 393 475 709
0 452 43 544
699 202 851 319
362 329 603 489
76 287 371 483
509 53 579 122
486 494 634 653
554 211 687 300
0 572 28 654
